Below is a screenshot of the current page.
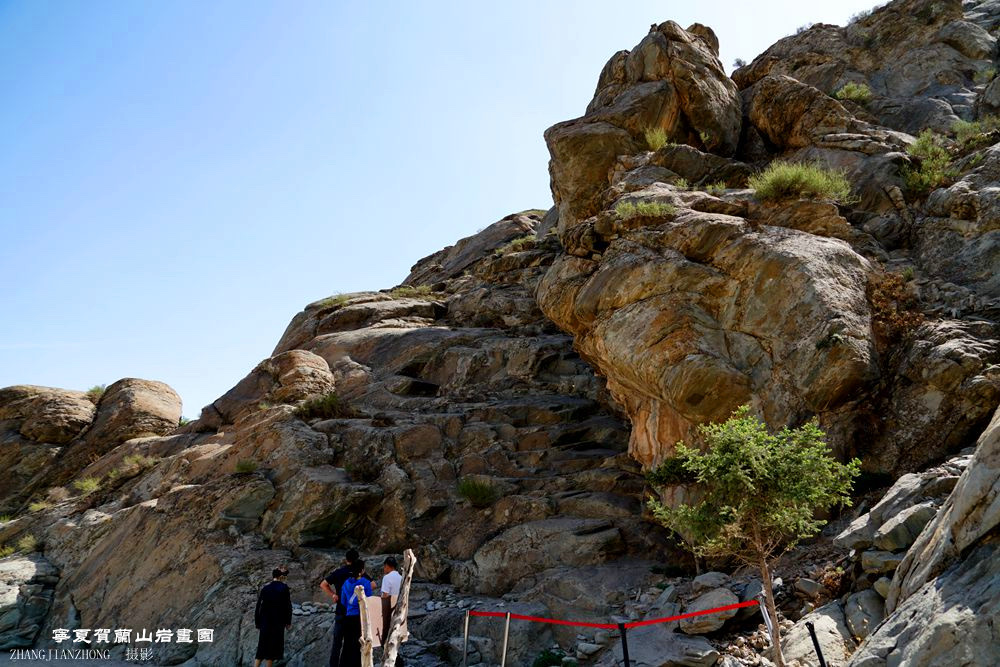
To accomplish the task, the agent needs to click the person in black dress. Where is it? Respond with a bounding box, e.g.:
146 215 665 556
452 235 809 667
254 566 292 667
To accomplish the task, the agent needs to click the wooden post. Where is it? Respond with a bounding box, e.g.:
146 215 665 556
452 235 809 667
500 611 511 667
462 609 470 667
381 548 417 667
357 584 374 667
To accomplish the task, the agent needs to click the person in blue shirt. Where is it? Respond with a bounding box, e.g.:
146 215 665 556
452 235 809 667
337 560 373 667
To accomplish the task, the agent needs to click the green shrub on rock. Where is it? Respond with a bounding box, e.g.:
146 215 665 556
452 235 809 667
72 477 101 495
234 459 259 474
85 384 106 404
834 81 872 104
644 127 669 151
614 200 676 219
457 478 499 508
749 162 852 203
953 116 1000 148
902 129 954 195
295 392 359 420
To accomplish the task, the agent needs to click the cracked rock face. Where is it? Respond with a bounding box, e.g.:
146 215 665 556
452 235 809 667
545 21 741 227
538 0 1000 474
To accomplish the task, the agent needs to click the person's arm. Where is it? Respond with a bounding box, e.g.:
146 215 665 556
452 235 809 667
320 578 339 604
283 586 292 629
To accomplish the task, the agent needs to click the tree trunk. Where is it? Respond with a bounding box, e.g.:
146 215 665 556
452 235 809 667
759 560 785 667
357 584 374 667
381 548 417 667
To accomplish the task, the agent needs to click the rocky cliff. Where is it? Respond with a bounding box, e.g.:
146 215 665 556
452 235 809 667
2 0 999 665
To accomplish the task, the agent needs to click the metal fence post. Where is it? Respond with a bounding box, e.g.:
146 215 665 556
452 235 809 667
806 621 827 667
500 612 511 667
618 622 630 667
462 610 470 667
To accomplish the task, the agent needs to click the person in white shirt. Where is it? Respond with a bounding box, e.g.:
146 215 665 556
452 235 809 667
379 556 404 666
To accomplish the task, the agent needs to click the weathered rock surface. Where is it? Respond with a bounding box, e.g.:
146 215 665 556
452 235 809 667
595 630 720 667
3 1 1000 665
846 407 1000 665
679 587 739 634
0 555 58 649
546 21 740 227
782 602 856 666
733 0 996 132
0 386 94 445
538 0 1000 477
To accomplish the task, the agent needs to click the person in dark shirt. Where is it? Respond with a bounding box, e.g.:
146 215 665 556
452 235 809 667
338 560 373 667
320 549 372 667
254 566 292 667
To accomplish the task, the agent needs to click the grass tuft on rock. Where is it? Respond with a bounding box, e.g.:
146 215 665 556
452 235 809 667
457 478 500 508
295 392 359 420
316 294 349 309
644 127 669 151
834 81 872 104
614 201 676 220
953 116 1000 148
72 477 101 495
234 459 259 474
16 534 38 553
973 67 996 85
902 129 954 195
85 384 106 404
493 234 535 257
749 161 853 203
388 285 433 299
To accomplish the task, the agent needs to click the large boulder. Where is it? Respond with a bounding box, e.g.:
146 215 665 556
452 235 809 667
471 518 623 595
782 602 856 667
745 74 862 149
596 630 720 666
198 349 335 429
0 386 94 444
679 587 739 634
538 208 877 467
85 378 182 447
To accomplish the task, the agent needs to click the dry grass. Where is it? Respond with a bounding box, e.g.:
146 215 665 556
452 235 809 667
614 201 676 219
644 127 669 151
749 162 852 203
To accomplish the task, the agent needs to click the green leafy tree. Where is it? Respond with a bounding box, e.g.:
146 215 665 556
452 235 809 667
648 406 859 667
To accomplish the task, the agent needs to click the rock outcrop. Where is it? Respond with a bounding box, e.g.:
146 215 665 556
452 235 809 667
846 406 1000 666
538 0 1000 474
2 0 1000 664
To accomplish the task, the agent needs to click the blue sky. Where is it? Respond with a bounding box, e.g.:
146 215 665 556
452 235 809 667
0 0 874 417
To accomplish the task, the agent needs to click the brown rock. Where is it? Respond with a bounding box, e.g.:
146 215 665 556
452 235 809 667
85 378 181 447
0 385 94 444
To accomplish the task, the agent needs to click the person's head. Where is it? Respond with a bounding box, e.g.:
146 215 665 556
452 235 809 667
344 548 360 566
383 556 398 575
272 566 289 581
349 560 365 579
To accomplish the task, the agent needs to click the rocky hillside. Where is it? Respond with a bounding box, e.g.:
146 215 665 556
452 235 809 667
2 0 999 665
